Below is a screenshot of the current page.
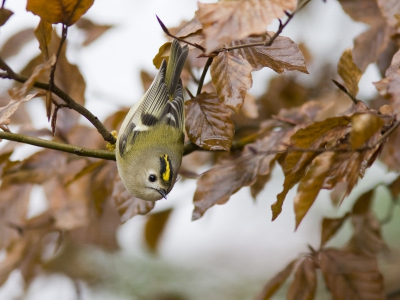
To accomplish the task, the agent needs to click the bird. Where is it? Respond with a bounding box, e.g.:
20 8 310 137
115 39 188 201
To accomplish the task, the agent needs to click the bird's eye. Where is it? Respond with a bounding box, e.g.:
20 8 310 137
148 174 157 182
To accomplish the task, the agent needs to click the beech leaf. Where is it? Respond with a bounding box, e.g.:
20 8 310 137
210 51 252 112
34 19 52 59
26 0 94 26
198 0 297 52
256 259 298 300
294 152 335 229
0 92 43 125
185 92 235 151
0 7 13 26
319 249 385 300
350 113 384 149
230 33 308 74
144 208 173 253
338 48 362 97
287 257 317 300
320 213 350 247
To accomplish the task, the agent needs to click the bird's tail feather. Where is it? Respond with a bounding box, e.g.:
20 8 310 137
165 40 188 97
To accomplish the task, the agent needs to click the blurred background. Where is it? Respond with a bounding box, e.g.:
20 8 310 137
0 0 399 299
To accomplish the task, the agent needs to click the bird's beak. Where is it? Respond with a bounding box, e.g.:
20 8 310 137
157 189 167 199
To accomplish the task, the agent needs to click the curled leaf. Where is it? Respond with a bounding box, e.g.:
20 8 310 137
210 51 253 112
230 33 308 74
198 0 297 52
144 208 173 253
185 92 234 151
350 113 384 149
338 48 362 97
26 0 94 26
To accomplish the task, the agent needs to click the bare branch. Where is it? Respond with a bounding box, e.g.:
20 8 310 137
0 62 116 144
0 131 116 160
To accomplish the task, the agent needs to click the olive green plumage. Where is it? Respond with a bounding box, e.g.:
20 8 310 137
116 40 188 201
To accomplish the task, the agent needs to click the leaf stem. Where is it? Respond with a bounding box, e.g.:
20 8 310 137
196 57 213 96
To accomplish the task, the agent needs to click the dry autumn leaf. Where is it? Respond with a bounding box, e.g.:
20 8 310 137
256 259 298 300
0 7 13 26
75 18 113 46
210 51 252 112
26 0 94 26
192 128 287 220
319 249 385 300
34 19 52 59
0 92 43 126
230 33 308 74
198 0 297 52
320 213 350 247
338 48 362 97
350 113 384 149
144 208 173 253
287 257 317 300
293 152 335 229
185 92 235 151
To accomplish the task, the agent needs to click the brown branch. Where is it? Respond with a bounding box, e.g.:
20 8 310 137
0 66 116 144
0 131 116 160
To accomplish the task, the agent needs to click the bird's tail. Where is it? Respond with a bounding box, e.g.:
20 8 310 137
165 40 188 97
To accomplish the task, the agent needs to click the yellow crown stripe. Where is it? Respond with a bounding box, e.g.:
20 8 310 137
162 154 171 182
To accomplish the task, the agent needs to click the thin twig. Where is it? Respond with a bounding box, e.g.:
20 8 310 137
223 0 311 52
0 68 116 144
156 15 206 52
196 57 213 96
332 79 358 105
0 131 116 160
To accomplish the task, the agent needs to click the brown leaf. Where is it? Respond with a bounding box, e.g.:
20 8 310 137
2 149 67 186
144 208 173 253
338 48 362 97
388 175 400 199
140 69 154 92
319 249 385 300
210 51 252 112
185 92 235 151
320 213 350 247
0 240 25 285
26 0 94 26
198 0 297 52
350 113 384 149
294 152 335 229
377 0 400 27
112 173 155 223
0 184 32 250
0 92 43 125
345 189 385 256
89 161 116 215
230 33 308 74
287 257 317 300
67 196 120 252
272 117 351 220
193 129 287 220
0 7 13 26
255 259 298 300
353 22 391 72
21 32 86 134
9 55 55 100
0 28 35 60
34 19 52 59
338 0 383 25
75 18 112 46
